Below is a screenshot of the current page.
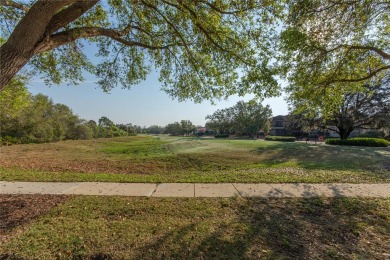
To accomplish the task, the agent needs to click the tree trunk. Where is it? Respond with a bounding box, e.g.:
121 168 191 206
0 43 33 89
0 0 96 90
337 126 353 140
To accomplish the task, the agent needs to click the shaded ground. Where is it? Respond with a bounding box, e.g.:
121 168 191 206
0 196 389 259
0 195 71 244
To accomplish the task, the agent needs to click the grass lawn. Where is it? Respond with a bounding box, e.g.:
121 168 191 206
0 135 389 183
1 195 389 259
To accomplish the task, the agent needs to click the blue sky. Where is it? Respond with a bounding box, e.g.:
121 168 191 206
28 71 288 127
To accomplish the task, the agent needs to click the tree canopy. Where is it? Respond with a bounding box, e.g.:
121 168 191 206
164 120 195 136
206 100 272 136
0 0 282 101
2 0 388 110
289 83 390 139
280 0 390 106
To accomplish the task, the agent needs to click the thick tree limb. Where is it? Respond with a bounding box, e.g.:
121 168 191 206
45 0 99 36
6 0 77 50
0 0 78 89
323 65 390 85
324 44 390 60
346 45 390 60
0 0 29 12
35 27 180 53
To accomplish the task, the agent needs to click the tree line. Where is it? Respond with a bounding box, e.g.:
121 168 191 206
0 80 201 144
0 80 130 144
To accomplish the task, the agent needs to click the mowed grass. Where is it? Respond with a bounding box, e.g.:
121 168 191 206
0 135 389 183
1 196 389 259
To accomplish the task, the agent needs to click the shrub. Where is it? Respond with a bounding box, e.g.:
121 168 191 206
1 136 20 145
325 138 389 147
214 134 229 138
265 136 296 142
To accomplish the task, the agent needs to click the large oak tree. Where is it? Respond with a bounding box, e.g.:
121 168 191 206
289 83 390 139
280 0 390 139
0 0 282 102
280 0 390 101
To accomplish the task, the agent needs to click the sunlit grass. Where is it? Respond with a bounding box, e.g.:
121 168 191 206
0 135 389 183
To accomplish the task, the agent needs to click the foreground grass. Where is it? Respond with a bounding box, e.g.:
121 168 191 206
1 196 389 259
1 135 389 183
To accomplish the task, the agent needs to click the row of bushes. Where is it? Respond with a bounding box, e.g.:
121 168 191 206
214 134 230 138
265 136 296 142
325 138 389 147
264 136 389 147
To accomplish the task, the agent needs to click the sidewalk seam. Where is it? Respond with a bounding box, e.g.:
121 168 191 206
231 183 242 198
150 183 160 197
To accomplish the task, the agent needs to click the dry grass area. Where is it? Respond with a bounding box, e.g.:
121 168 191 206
0 195 389 259
1 135 389 183
0 137 257 174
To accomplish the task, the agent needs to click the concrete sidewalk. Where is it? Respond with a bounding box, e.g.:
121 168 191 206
1 181 389 198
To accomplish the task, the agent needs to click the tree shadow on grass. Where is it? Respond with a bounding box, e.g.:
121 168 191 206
1 195 388 259
128 197 389 259
254 141 390 172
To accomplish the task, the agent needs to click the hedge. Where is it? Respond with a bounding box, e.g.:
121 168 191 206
325 138 389 147
265 136 296 142
214 134 229 138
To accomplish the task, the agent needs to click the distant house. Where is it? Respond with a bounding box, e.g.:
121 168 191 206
268 115 378 138
196 127 207 134
269 115 289 136
325 126 378 138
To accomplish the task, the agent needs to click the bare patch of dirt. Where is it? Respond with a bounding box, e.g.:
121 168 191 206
0 157 168 174
0 195 71 244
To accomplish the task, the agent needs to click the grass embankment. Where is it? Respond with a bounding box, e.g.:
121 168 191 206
0 135 389 183
1 195 389 259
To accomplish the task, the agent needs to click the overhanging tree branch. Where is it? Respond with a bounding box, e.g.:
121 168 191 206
346 45 390 60
162 0 252 66
0 0 29 12
6 0 77 49
195 0 258 14
323 65 390 85
0 0 79 89
35 27 181 53
139 0 199 70
45 0 99 36
324 44 390 60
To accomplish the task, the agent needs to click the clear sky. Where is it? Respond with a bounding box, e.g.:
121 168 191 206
27 71 289 127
